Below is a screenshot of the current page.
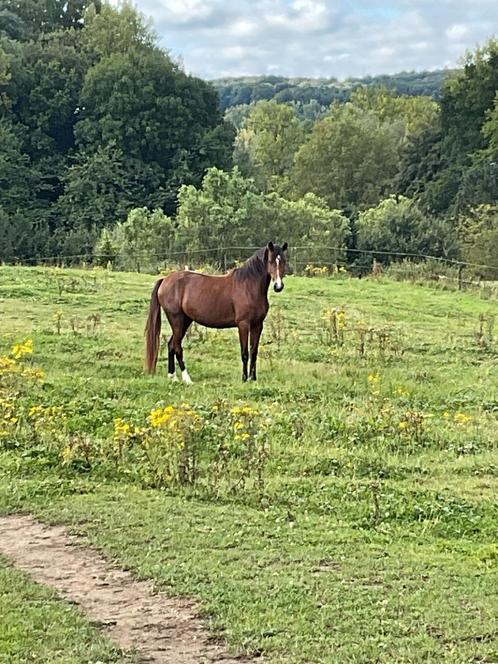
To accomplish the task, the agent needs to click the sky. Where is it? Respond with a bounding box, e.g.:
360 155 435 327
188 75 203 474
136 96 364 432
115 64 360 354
123 0 498 80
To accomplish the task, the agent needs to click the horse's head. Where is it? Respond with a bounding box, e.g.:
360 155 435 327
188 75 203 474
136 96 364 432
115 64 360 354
265 241 288 293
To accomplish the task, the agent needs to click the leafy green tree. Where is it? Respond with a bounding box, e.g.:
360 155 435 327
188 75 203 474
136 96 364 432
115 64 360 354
396 124 444 202
261 192 350 262
356 196 457 261
82 1 154 58
403 39 498 214
94 206 175 271
175 167 350 264
0 119 50 260
290 104 399 210
0 45 11 109
441 39 498 159
450 93 498 209
453 149 498 210
458 204 498 279
0 118 44 212
482 91 498 151
0 27 95 245
75 48 233 201
234 101 305 192
351 86 439 142
0 207 51 260
0 0 234 259
58 143 172 236
0 27 97 256
176 167 261 260
0 0 99 40
225 104 252 131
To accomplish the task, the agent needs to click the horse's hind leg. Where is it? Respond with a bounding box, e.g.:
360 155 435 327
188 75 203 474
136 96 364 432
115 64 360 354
169 314 193 384
167 336 177 380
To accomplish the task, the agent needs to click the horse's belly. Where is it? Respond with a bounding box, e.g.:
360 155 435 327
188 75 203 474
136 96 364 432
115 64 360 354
183 291 235 329
194 317 236 329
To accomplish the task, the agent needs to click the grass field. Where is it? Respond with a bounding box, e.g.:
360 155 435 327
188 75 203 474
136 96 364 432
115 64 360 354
1 264 497 663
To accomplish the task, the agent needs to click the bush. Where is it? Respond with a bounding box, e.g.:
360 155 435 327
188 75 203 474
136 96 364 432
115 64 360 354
357 196 458 262
94 207 175 272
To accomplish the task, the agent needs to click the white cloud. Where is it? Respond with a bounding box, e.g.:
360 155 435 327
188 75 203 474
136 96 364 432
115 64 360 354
231 19 258 37
446 24 469 40
221 46 247 60
130 0 498 79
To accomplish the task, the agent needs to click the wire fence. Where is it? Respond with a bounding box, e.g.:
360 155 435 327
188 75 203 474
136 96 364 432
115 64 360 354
5 245 498 270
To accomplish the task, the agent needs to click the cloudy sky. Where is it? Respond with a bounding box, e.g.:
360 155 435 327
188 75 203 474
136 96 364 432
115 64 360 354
126 0 498 80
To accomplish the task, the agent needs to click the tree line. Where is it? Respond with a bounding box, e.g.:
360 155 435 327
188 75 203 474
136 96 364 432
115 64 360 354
212 71 449 110
1 1 497 278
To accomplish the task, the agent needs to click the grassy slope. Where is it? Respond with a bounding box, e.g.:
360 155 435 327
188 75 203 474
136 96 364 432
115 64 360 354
0 265 497 663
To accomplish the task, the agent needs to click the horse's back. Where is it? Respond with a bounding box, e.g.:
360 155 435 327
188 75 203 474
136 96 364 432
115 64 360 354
158 270 236 327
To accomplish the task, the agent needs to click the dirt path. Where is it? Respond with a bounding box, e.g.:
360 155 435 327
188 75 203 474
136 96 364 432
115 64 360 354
0 515 248 663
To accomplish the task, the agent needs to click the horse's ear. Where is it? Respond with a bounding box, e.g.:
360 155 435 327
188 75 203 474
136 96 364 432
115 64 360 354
282 241 288 252
264 247 269 262
267 241 274 252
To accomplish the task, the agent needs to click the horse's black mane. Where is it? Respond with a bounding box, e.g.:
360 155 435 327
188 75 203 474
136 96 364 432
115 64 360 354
234 247 267 282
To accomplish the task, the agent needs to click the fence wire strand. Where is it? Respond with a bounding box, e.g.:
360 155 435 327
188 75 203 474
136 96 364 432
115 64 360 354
3 244 498 272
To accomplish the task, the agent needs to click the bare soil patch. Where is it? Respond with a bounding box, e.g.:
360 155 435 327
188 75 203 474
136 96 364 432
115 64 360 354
0 515 248 663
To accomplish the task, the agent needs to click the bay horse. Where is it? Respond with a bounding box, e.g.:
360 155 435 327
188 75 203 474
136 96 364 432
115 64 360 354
145 242 288 383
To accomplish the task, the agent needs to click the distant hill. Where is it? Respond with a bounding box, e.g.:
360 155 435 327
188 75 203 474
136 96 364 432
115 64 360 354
212 70 452 110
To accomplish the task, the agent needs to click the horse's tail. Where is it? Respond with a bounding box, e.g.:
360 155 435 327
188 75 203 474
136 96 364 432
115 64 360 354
145 278 163 374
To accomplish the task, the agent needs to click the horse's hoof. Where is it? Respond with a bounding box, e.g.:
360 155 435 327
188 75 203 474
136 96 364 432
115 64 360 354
182 369 193 385
168 372 178 382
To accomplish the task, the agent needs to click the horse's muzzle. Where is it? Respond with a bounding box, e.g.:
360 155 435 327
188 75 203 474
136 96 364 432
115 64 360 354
274 282 284 293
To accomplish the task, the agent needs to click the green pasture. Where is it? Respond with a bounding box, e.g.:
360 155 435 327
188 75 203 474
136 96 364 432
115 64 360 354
0 265 497 663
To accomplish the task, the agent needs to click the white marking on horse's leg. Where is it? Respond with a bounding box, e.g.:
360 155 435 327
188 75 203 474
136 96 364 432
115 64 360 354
168 372 178 382
182 369 193 384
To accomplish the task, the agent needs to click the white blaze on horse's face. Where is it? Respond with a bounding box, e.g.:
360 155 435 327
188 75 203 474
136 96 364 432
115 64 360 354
266 242 287 292
274 256 284 292
274 256 284 291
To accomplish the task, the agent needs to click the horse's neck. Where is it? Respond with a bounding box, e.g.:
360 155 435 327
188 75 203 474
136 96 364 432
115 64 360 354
233 272 270 297
256 274 271 297
264 274 271 293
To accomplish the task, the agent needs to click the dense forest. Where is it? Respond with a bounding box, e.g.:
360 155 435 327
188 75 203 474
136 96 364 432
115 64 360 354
1 1 497 277
212 70 450 113
0 0 234 259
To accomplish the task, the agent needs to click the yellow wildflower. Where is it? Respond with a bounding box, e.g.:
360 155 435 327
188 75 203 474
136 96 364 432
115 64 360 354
62 445 73 464
11 339 33 360
0 357 16 370
454 412 472 425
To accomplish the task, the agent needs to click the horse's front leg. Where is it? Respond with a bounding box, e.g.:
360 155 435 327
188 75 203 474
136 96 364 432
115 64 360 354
237 321 250 381
249 322 263 381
